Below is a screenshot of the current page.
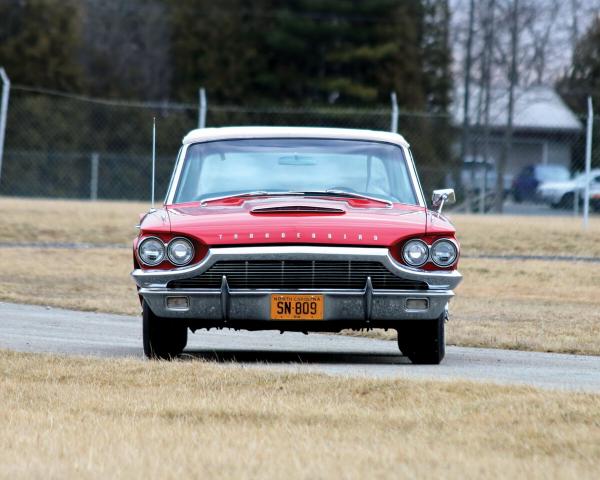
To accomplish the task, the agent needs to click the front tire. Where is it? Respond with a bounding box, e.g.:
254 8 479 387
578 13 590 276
142 301 188 359
397 314 446 364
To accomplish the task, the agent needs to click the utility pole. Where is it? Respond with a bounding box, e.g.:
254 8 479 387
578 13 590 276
481 0 496 214
390 92 399 133
461 0 475 211
198 87 207 129
0 67 10 187
583 97 593 230
495 0 519 213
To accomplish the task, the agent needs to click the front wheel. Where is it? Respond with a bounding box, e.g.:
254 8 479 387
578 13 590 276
142 301 188 359
397 314 446 364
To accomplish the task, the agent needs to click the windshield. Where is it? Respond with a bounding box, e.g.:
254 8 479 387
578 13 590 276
535 165 570 182
173 138 418 205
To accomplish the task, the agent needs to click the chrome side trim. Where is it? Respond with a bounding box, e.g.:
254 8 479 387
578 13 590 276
405 147 427 208
164 146 184 205
165 144 189 205
132 246 462 290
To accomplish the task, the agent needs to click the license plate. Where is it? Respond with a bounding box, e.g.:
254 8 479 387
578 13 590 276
270 294 324 320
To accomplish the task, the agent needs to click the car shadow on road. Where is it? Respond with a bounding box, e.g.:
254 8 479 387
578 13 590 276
179 349 409 365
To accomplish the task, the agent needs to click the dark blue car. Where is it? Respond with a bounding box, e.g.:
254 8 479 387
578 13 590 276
511 164 570 203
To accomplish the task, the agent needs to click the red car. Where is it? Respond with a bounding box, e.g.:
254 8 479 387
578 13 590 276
132 127 462 364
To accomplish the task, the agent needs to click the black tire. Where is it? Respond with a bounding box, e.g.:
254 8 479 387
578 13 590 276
397 314 446 365
142 301 188 359
558 192 574 209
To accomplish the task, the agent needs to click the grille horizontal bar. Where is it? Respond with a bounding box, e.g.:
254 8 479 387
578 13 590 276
167 260 428 290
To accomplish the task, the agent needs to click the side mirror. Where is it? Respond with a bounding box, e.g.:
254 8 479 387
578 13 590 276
432 189 455 213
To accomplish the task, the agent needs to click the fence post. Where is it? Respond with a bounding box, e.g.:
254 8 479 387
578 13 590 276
583 96 593 230
0 67 10 187
90 152 99 200
479 162 486 214
198 87 207 128
390 92 399 133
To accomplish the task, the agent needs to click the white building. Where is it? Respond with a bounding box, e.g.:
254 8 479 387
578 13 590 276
452 86 583 187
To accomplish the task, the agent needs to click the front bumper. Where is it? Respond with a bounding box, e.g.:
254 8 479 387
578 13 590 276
132 246 462 323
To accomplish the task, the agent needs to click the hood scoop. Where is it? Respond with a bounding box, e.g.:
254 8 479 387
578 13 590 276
251 205 345 215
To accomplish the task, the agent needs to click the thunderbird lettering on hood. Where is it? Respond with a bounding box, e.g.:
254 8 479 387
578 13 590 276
161 197 431 247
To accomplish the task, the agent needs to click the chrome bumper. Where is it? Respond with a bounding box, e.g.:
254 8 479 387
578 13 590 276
132 246 462 322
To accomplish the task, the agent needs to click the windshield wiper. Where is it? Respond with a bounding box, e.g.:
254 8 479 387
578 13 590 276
290 190 394 207
200 190 301 205
200 189 394 207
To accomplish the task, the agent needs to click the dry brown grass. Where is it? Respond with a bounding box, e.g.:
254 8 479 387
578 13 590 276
1 349 599 479
0 197 145 244
2 197 600 257
1 197 599 354
449 213 600 257
1 248 599 355
357 258 600 355
0 248 139 315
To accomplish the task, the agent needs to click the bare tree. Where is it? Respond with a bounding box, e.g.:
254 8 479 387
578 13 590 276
524 0 561 84
494 0 519 213
79 0 171 99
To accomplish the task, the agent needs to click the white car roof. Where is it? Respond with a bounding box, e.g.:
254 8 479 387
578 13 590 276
182 126 410 148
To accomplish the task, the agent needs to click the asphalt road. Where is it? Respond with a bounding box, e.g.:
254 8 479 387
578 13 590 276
1 302 598 393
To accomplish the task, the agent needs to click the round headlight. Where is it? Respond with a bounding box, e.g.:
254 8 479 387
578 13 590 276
167 237 195 266
431 239 458 267
402 239 429 267
138 237 165 266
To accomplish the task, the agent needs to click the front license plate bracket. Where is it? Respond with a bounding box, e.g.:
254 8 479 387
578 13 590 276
270 294 324 320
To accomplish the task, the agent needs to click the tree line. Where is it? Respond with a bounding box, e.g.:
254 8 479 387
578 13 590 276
0 0 452 112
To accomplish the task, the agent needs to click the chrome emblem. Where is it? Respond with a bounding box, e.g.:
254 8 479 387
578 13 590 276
217 232 380 241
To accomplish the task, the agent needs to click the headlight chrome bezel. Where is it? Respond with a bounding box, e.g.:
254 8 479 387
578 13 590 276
400 237 459 268
167 237 195 266
137 236 166 267
401 239 430 267
430 238 459 267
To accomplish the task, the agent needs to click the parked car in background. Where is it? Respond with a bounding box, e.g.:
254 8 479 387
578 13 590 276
591 189 600 212
131 127 462 364
511 164 571 203
537 169 600 209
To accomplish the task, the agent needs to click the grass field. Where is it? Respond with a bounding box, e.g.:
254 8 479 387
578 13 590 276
2 248 599 355
1 197 599 355
1 349 599 479
2 197 600 256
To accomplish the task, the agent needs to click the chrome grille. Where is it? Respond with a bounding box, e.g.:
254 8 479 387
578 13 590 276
167 260 428 290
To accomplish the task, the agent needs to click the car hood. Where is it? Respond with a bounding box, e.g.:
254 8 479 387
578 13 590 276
538 181 576 191
163 197 436 247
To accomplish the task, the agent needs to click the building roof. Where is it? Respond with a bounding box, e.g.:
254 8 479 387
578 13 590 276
452 85 582 132
183 126 410 148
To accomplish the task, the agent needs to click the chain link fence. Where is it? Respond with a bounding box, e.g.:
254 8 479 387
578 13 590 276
0 86 596 213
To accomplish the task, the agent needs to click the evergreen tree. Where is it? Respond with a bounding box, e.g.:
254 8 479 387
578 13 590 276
422 0 452 113
78 0 172 99
557 17 600 168
168 0 453 111
260 0 427 107
0 0 83 91
557 17 600 114
170 0 272 103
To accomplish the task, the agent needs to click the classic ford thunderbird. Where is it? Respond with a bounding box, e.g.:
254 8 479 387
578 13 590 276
132 127 462 363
